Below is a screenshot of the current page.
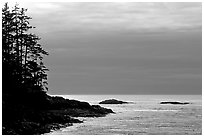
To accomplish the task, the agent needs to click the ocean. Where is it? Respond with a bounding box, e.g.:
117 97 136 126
46 95 202 135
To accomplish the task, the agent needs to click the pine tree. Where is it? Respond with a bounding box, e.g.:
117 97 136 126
2 3 49 95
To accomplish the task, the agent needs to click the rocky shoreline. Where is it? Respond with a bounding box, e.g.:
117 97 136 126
2 92 114 135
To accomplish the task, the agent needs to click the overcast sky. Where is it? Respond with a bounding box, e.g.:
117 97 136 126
15 2 201 95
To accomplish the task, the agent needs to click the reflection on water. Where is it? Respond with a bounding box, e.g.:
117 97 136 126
47 95 202 135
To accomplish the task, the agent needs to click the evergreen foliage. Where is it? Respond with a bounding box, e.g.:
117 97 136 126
2 3 49 95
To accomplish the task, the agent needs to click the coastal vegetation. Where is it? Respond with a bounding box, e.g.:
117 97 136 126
2 3 113 134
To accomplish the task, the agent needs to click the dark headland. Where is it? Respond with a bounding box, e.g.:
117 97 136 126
2 92 114 135
2 3 114 135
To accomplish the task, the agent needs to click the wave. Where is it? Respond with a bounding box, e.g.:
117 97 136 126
133 109 179 112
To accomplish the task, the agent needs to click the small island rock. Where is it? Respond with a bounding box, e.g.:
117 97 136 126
99 99 128 104
160 101 190 105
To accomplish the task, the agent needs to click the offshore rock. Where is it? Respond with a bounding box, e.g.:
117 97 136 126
99 99 128 104
160 101 190 105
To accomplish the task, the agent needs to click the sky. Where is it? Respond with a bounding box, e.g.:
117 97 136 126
9 2 202 95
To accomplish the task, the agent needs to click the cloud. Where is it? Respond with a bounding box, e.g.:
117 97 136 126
20 2 201 34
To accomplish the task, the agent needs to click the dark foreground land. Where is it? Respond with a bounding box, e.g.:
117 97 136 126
2 91 114 135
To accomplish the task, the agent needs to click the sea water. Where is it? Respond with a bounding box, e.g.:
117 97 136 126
47 95 202 135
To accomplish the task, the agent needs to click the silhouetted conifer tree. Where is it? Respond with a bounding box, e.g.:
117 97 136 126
2 3 49 95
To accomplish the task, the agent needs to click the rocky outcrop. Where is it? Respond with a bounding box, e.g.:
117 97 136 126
2 107 82 135
99 99 128 104
160 101 190 105
2 93 114 135
45 96 114 117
